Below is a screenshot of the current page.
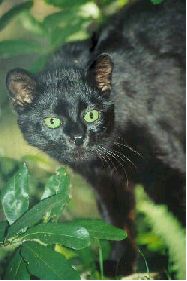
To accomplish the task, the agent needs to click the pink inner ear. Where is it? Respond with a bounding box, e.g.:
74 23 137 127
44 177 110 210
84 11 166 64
11 82 34 106
8 72 36 106
95 55 113 92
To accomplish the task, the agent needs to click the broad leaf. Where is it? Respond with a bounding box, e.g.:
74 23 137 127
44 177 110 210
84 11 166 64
4 249 30 280
49 19 88 49
21 242 80 280
72 219 127 240
19 222 90 250
43 10 78 30
0 221 8 242
41 167 70 221
44 0 88 8
1 164 29 225
42 167 70 199
7 169 70 238
42 9 89 32
0 39 42 59
0 1 33 31
20 11 46 35
78 247 95 269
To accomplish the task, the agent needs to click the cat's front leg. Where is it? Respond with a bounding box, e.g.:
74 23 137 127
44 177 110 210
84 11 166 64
93 173 136 276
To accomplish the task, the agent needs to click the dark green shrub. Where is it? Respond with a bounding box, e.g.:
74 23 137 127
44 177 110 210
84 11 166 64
0 163 126 279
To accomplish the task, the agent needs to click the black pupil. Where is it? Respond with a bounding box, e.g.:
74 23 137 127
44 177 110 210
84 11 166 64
50 118 55 124
90 112 93 119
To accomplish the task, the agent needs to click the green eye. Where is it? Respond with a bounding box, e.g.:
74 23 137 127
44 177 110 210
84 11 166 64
84 110 100 123
44 117 61 129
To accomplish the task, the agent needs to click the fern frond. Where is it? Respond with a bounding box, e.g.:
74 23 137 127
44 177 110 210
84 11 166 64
136 186 186 280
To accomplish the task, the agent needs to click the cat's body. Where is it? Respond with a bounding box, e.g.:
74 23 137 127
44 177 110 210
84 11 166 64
6 0 185 276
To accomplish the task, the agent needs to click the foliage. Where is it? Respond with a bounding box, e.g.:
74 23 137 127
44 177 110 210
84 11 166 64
0 0 105 72
1 163 29 225
0 159 185 280
0 163 126 280
0 0 162 72
0 1 33 32
136 186 186 280
150 0 164 4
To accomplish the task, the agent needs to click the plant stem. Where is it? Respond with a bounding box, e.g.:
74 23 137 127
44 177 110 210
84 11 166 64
98 240 104 280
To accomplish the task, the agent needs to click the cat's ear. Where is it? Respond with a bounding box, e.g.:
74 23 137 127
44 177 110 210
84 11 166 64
6 68 37 110
87 54 113 95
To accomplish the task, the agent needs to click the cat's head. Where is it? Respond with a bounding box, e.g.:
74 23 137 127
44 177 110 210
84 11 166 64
6 54 115 165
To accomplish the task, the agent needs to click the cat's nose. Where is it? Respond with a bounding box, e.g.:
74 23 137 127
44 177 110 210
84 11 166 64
73 136 84 146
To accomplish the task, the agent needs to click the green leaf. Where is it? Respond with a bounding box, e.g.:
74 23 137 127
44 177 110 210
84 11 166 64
78 247 95 269
0 1 33 31
136 186 186 280
29 55 48 73
21 242 80 280
43 10 77 30
49 18 89 49
4 249 30 280
44 0 88 8
72 219 127 240
41 167 70 221
43 8 91 31
0 39 42 59
19 222 90 250
43 7 90 48
150 0 164 4
0 221 8 242
42 167 70 199
54 244 77 259
20 11 47 35
1 164 29 225
137 232 165 252
7 169 70 238
0 157 18 177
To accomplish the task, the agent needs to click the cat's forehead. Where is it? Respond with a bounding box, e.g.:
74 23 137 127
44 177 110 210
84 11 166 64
36 73 102 117
38 68 101 106
39 67 84 87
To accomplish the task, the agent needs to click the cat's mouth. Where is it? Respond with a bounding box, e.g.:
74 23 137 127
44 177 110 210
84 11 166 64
73 148 85 158
67 146 97 163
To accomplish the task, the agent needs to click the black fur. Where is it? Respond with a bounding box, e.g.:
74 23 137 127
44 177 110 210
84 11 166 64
6 0 185 276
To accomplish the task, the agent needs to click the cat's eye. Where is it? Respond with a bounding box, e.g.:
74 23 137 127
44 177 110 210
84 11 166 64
84 110 100 123
44 117 61 129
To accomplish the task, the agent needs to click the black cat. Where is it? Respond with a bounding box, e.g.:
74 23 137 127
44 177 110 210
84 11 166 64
6 0 185 276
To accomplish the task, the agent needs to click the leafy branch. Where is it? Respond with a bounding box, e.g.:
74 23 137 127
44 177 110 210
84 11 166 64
0 164 126 279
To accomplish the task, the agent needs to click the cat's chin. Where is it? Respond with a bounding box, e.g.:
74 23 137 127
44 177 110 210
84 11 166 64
61 150 98 166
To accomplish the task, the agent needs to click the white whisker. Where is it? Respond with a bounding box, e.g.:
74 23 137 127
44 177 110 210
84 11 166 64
112 148 137 169
115 140 142 158
98 147 117 175
99 145 129 188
